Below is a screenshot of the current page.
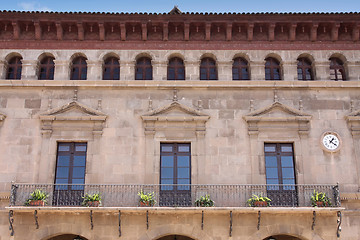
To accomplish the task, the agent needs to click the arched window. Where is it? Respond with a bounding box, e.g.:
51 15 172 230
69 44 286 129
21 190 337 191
70 56 87 80
330 57 346 81
135 57 152 80
200 57 217 80
6 56 22 79
168 57 185 80
39 57 55 80
265 57 281 80
297 58 313 81
103 57 120 80
232 57 249 80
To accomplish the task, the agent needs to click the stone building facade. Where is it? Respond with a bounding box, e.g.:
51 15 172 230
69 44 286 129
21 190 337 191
0 8 359 240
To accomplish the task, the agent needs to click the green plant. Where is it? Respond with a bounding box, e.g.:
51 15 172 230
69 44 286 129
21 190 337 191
247 194 271 207
310 190 331 207
25 189 48 206
138 190 156 206
82 193 102 207
195 194 215 207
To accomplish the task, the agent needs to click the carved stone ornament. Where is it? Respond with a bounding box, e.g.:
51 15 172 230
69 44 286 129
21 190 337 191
141 101 210 137
243 101 312 136
345 109 360 137
39 101 107 137
0 112 6 126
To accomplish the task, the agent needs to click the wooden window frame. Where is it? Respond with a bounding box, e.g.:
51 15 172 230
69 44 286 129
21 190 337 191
330 57 346 81
70 57 87 80
232 57 249 80
265 57 281 80
297 58 314 81
135 57 153 80
6 56 22 80
200 57 218 80
39 57 55 80
103 57 120 80
167 57 185 80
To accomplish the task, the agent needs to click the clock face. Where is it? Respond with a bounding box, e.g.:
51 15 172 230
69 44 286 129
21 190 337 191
322 133 340 151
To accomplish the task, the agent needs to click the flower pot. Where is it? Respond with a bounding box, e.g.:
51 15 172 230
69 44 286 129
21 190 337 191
29 200 45 206
140 201 153 207
254 201 268 207
315 201 329 207
87 201 100 207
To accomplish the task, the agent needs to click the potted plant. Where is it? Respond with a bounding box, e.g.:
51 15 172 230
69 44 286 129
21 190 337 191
195 194 215 207
311 190 331 207
247 194 271 207
25 189 48 206
82 193 102 207
138 190 156 206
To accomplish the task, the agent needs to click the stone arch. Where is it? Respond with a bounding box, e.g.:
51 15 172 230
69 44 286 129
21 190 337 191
135 52 154 61
297 53 316 80
70 52 88 62
38 52 57 61
41 233 89 240
138 224 212 240
100 51 120 61
199 52 217 61
4 52 22 62
264 52 283 63
328 52 348 80
232 52 251 63
156 235 195 240
167 52 185 62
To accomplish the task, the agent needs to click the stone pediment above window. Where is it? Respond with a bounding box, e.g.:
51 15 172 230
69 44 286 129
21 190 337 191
39 101 107 137
141 101 210 137
243 101 312 135
345 109 360 136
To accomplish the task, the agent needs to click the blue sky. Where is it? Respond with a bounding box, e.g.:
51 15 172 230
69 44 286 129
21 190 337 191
1 0 360 13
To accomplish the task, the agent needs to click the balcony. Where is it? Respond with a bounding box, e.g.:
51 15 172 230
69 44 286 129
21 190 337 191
9 183 340 208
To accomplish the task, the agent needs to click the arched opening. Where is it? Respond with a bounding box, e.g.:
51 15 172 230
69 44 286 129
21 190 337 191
47 234 89 240
264 235 302 240
157 235 195 240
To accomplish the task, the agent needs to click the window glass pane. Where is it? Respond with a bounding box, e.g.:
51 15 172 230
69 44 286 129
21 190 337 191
161 168 174 178
177 156 190 167
266 167 278 178
73 156 86 166
75 145 87 152
283 179 296 185
145 68 152 79
56 167 69 178
72 167 85 178
161 145 173 152
71 179 85 190
57 156 70 166
264 145 276 152
177 167 190 178
177 179 190 190
55 179 68 190
281 156 293 167
281 145 293 152
282 168 295 178
178 145 190 152
266 179 279 185
168 68 175 79
265 156 277 167
161 156 174 167
58 145 70 151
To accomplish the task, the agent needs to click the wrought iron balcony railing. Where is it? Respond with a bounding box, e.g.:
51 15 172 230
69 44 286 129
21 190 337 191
10 183 341 208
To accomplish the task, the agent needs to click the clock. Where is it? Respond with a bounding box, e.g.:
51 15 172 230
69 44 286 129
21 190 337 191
321 132 341 152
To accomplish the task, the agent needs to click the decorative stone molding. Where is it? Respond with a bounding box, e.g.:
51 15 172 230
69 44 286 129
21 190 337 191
243 101 312 136
345 109 360 137
39 101 107 137
141 101 210 137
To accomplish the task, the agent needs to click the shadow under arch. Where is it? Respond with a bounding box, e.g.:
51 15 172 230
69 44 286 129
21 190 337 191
263 235 303 240
138 224 212 240
156 235 195 240
43 234 89 240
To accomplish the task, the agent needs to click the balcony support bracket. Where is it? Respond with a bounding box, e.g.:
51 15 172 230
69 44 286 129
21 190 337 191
34 210 39 229
90 210 93 230
9 210 14 236
201 211 204 230
146 210 149 230
119 210 121 237
311 211 316 230
229 211 232 237
337 211 342 238
257 211 261 230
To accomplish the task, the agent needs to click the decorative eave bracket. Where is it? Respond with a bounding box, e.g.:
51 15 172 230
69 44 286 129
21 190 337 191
39 101 107 137
243 101 312 136
141 101 210 137
345 109 360 137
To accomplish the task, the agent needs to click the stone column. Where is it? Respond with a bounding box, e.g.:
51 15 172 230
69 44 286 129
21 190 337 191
217 61 232 81
0 61 6 79
347 61 358 81
152 60 167 80
282 60 298 81
120 60 135 80
86 60 102 80
250 60 265 80
185 60 200 80
53 60 70 80
315 61 330 80
21 60 38 80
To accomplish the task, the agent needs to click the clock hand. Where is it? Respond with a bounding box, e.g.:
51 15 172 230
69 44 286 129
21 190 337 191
329 138 337 146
